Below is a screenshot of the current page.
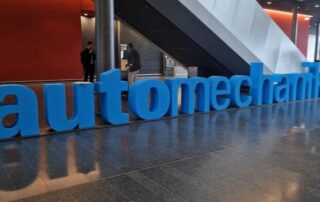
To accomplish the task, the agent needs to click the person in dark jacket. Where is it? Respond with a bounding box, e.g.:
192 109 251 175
81 41 96 82
126 43 141 85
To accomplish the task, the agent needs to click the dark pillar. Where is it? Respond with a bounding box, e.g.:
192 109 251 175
95 0 115 80
291 5 298 44
114 19 121 68
315 21 320 62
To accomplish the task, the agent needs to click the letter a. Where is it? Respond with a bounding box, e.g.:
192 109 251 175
0 85 39 140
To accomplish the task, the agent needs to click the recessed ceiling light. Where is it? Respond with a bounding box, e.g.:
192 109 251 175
315 5 320 8
83 13 88 16
267 1 272 4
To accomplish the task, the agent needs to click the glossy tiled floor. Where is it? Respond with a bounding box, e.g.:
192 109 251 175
2 99 320 201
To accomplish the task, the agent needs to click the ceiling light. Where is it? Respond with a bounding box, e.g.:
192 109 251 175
267 1 272 4
83 13 88 16
315 5 320 8
304 17 310 21
264 9 312 18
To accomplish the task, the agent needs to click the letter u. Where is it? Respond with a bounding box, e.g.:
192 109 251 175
43 82 95 132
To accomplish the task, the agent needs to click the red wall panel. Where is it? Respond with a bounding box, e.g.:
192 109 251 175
0 0 83 82
297 16 310 56
266 9 310 56
81 0 95 12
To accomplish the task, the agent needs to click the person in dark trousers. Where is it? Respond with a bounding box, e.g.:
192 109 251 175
81 41 96 82
126 43 141 85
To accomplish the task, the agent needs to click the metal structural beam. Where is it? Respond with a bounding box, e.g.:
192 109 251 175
315 21 320 62
291 4 299 44
95 0 115 80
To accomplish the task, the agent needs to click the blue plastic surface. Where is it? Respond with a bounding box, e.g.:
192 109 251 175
208 76 231 110
0 85 40 139
165 78 210 116
96 69 129 124
250 63 274 105
230 75 252 108
129 79 170 120
43 82 95 132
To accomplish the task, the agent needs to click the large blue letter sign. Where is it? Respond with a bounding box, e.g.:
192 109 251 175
230 75 252 108
209 76 231 111
43 82 95 132
129 80 170 120
301 62 320 98
0 85 39 140
165 78 210 116
250 63 274 105
287 73 312 101
273 75 290 103
96 69 129 124
2 62 320 140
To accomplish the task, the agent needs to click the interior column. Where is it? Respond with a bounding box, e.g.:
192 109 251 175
95 0 115 79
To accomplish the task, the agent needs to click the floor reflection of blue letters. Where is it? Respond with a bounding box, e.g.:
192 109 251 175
0 99 320 200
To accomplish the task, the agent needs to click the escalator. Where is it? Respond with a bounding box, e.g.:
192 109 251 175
115 0 306 77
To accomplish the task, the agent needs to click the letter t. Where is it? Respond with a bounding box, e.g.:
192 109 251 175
96 69 129 124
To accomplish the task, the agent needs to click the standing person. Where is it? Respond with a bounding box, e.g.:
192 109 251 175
126 43 141 85
81 41 96 82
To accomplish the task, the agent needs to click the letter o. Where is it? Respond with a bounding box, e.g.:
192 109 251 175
128 80 170 120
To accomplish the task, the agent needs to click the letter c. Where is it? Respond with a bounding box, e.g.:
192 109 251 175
230 76 252 108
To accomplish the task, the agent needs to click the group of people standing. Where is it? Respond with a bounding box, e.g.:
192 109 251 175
80 41 141 84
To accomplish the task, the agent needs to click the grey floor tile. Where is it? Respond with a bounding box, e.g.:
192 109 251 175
94 181 129 202
56 183 112 202
127 171 184 202
139 166 220 202
14 192 59 202
107 175 164 202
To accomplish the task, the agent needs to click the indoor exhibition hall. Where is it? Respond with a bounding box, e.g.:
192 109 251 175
1 0 320 201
